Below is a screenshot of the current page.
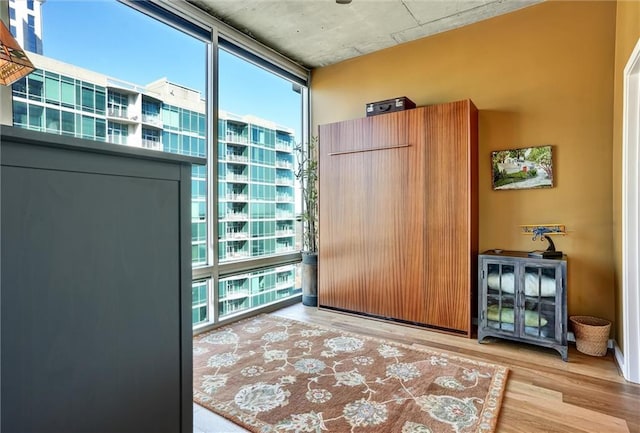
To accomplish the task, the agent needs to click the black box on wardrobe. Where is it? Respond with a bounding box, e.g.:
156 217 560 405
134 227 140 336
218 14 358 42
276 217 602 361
365 96 416 116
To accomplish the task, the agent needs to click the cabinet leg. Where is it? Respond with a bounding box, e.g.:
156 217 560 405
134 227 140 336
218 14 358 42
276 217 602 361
557 346 568 362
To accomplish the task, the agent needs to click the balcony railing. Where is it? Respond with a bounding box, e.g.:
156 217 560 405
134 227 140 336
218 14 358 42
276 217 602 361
142 139 161 150
227 173 249 182
275 142 292 152
276 194 293 202
276 229 294 236
275 138 293 146
275 177 294 186
276 280 293 290
226 132 249 144
107 134 127 145
107 107 129 119
225 231 249 239
276 211 294 219
227 154 249 163
222 290 250 301
142 114 162 127
226 251 250 259
226 193 248 201
275 160 293 169
226 212 249 220
223 273 251 282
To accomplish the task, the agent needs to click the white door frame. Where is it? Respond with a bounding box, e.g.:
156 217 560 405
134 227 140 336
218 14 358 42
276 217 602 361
619 37 640 384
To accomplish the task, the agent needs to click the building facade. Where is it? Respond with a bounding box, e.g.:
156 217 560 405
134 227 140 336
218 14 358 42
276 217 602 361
10 53 299 326
214 111 298 319
8 0 44 55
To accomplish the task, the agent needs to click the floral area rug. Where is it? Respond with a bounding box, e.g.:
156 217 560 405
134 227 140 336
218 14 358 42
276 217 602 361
193 314 508 433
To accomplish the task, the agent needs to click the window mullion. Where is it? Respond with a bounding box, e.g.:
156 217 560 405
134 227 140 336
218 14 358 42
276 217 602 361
207 29 220 325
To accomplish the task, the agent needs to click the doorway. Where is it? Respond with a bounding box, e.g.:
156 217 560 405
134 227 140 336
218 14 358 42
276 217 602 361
621 37 640 384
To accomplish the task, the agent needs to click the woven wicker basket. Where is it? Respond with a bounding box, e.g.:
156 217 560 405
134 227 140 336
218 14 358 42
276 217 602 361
570 316 611 356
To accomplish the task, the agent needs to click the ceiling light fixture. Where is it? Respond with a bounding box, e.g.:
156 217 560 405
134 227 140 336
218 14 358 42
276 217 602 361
336 0 352 4
0 21 35 86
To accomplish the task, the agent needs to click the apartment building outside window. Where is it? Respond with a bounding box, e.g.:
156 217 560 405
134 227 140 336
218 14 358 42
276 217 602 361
107 91 128 119
192 164 208 266
142 99 161 126
7 0 43 55
108 122 128 145
141 128 160 150
26 15 36 52
192 280 208 325
5 0 308 329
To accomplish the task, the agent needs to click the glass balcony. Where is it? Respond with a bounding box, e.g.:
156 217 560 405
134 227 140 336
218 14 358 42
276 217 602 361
275 160 293 169
107 107 128 119
218 265 300 320
226 193 249 201
275 177 294 186
107 134 128 145
227 173 249 182
226 211 249 220
276 228 294 236
142 114 162 127
275 142 292 152
227 153 249 163
275 211 294 219
276 194 293 202
221 289 250 301
192 280 209 326
276 279 293 290
226 250 251 259
275 137 292 148
226 132 249 144
142 139 161 150
225 230 249 240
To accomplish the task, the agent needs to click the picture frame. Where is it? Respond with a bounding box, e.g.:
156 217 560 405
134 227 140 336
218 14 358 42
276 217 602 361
491 145 553 190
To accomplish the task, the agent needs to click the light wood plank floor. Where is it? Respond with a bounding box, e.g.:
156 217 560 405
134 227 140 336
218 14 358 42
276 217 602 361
194 303 640 433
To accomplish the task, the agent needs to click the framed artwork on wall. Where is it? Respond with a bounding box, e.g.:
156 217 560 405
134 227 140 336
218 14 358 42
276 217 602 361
491 145 553 190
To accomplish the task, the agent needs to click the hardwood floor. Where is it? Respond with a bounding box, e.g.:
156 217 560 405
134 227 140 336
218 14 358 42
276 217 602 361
194 303 640 433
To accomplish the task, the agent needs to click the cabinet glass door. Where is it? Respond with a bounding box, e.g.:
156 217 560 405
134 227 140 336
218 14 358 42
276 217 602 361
521 265 559 341
485 262 517 337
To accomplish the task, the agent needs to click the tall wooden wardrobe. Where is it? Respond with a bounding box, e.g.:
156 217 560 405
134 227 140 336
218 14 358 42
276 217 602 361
318 99 478 336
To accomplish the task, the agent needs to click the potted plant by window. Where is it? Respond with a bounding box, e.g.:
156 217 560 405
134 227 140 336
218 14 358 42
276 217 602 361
295 136 318 306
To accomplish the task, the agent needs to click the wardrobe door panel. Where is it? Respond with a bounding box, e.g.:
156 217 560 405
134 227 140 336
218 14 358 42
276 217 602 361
319 111 425 320
423 100 476 334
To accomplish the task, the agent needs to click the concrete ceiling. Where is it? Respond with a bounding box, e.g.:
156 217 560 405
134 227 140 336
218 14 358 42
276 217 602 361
189 0 542 69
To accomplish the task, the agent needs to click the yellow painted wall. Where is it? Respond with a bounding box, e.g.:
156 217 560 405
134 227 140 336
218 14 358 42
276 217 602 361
612 1 640 351
311 1 617 326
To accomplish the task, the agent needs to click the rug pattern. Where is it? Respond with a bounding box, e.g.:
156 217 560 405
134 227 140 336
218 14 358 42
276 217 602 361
193 315 508 433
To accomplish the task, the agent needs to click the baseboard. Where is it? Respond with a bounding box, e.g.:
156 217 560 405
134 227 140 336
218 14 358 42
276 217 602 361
566 331 615 349
614 342 625 375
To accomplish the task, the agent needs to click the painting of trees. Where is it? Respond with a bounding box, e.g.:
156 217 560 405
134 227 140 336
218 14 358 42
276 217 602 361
491 145 553 190
526 145 553 180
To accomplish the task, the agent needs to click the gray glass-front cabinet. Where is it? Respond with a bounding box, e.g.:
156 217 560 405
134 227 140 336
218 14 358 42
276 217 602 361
478 250 568 361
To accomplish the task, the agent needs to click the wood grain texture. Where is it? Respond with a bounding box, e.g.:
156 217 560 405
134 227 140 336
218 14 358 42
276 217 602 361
318 101 478 335
318 111 424 321
423 100 477 334
273 304 640 433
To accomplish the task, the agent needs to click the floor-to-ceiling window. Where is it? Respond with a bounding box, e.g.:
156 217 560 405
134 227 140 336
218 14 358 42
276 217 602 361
192 40 306 325
4 0 309 329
